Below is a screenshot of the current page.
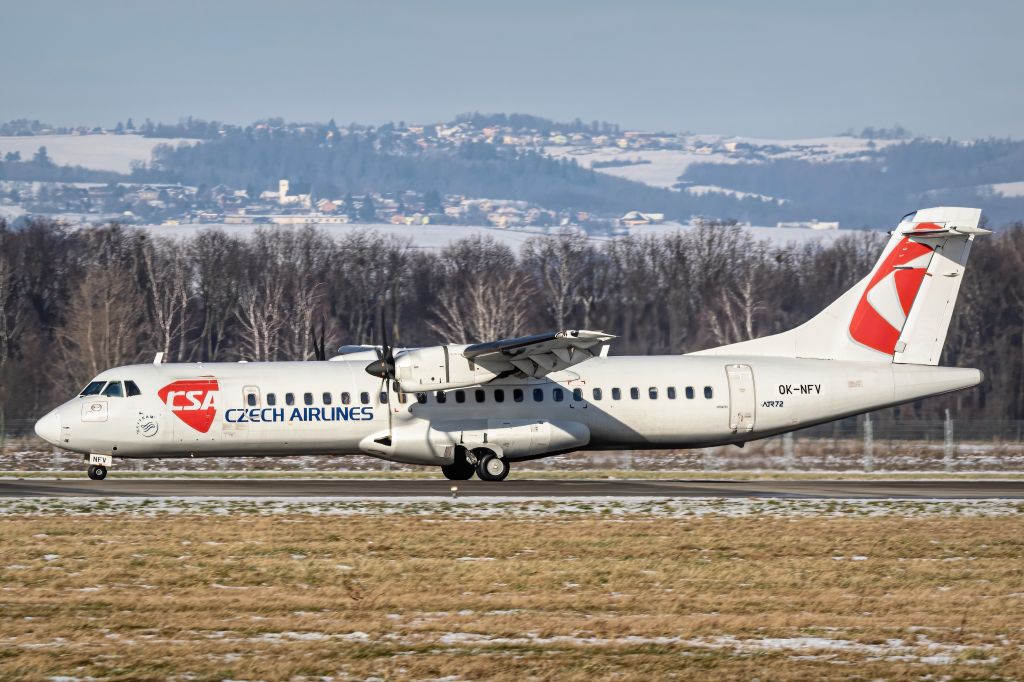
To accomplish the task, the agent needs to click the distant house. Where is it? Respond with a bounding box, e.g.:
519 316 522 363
620 211 665 226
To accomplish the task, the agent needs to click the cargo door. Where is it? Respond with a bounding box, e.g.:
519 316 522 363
726 364 756 433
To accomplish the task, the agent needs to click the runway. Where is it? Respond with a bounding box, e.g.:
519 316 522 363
0 477 1022 499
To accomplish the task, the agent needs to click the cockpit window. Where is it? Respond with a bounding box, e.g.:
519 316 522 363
80 381 105 396
101 381 124 398
125 380 141 397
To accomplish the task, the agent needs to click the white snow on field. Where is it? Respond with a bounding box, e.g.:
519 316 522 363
685 184 782 203
0 205 27 220
627 222 855 247
545 145 737 189
696 134 902 158
546 136 904 191
134 220 852 251
986 181 1024 198
136 221 551 252
0 134 198 173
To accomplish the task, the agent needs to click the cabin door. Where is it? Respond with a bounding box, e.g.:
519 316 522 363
726 364 756 433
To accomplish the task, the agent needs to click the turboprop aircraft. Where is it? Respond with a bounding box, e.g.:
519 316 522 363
35 207 987 481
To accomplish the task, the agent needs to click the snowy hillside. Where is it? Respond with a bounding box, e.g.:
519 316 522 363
545 135 903 191
0 134 198 173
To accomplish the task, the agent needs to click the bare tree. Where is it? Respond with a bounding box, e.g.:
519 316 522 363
141 237 192 361
235 275 287 362
54 268 147 391
429 268 531 342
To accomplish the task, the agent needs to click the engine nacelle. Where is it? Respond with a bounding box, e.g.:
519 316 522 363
392 345 497 392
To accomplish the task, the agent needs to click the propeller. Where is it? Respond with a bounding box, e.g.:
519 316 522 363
366 310 396 446
310 315 327 361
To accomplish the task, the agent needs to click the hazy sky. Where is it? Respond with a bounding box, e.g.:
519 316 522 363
3 0 1022 138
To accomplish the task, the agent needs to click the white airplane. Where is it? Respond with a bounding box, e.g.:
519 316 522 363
35 207 987 482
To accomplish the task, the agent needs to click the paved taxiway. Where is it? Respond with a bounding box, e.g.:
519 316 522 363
0 478 1021 499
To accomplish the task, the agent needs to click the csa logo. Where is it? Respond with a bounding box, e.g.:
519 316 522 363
136 414 159 437
158 379 219 433
849 235 933 355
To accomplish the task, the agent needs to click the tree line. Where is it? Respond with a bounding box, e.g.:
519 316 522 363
1 218 1021 424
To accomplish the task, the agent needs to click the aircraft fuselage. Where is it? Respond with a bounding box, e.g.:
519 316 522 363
36 354 981 467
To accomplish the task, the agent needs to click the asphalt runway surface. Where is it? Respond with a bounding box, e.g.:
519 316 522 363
0 478 1022 499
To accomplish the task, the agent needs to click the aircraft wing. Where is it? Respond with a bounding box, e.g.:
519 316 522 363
463 329 615 378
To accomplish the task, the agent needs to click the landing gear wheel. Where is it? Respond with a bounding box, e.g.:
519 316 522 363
441 447 475 480
87 465 107 481
441 461 474 480
476 451 509 482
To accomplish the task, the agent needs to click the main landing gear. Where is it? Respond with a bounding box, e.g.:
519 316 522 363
87 465 107 481
476 451 510 482
441 447 510 482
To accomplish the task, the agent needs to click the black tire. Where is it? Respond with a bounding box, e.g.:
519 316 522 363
476 451 509 482
87 465 107 481
441 447 475 480
441 462 474 480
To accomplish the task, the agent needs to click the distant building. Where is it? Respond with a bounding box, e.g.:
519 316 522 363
620 211 665 226
277 179 312 209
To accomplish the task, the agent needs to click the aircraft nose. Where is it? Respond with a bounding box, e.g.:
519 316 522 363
34 410 61 445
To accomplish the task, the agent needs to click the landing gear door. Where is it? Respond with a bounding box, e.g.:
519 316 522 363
726 364 756 433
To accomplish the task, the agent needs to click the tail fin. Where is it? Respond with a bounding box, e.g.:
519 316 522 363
694 207 988 365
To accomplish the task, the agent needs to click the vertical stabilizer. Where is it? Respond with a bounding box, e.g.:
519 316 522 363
693 207 987 365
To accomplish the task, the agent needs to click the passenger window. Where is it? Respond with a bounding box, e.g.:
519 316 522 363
667 387 676 400
630 387 639 400
380 392 389 404
267 393 277 406
455 390 466 403
533 388 544 402
80 381 105 396
322 392 332 405
704 386 713 399
416 393 427 404
649 387 658 400
513 388 524 403
685 386 695 400
494 389 505 403
592 387 603 400
612 387 621 400
436 391 447 404
247 392 258 407
102 381 124 398
553 388 564 402
572 388 583 402
341 392 351 405
474 389 485 403
302 392 312 406
286 393 295 406
125 380 142 397
360 392 370 405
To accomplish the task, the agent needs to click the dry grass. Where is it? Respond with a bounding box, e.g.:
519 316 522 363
1 512 1022 680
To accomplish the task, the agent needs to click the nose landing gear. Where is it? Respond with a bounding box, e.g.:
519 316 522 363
85 454 113 481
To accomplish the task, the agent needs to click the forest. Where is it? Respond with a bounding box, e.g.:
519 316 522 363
1 218 1022 425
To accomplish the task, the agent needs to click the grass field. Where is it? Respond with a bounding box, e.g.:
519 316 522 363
1 503 1022 680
